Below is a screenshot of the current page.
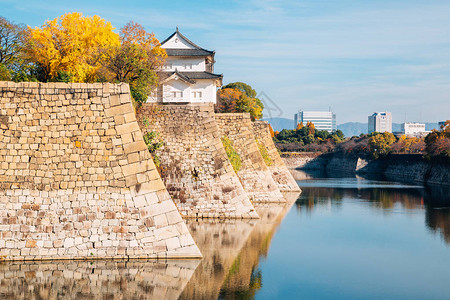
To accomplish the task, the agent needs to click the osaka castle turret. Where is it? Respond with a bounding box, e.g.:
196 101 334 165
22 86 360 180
149 28 223 103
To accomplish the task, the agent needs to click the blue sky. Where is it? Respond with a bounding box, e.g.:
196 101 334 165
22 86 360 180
1 0 449 124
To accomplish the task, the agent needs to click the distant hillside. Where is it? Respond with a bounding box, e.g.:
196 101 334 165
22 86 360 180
337 122 368 137
262 117 294 132
338 122 440 137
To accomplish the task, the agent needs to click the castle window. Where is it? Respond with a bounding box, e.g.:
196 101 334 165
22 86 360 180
172 91 183 98
184 63 193 70
192 91 202 98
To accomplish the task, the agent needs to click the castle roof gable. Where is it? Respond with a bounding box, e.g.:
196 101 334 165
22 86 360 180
161 28 214 56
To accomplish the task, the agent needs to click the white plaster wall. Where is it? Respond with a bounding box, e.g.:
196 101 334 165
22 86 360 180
190 80 217 103
162 33 194 49
163 80 191 103
163 57 205 72
161 79 217 103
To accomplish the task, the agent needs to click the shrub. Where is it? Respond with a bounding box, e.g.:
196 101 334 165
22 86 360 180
141 117 163 167
222 136 242 172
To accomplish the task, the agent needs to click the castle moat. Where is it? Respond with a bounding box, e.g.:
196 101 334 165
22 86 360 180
1 170 450 299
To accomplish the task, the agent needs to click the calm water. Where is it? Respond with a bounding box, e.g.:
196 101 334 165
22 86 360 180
1 171 450 299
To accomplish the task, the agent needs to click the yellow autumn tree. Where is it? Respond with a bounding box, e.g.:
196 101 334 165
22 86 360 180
26 12 119 82
100 21 166 104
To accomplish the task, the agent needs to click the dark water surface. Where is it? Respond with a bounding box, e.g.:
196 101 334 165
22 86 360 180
1 171 450 299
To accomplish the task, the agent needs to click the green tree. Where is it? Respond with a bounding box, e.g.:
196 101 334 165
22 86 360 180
0 63 10 80
220 81 264 120
0 16 26 67
216 86 263 120
424 120 450 159
101 21 166 105
368 132 396 158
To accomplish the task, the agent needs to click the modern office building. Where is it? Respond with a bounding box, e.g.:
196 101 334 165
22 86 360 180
401 122 429 138
294 110 336 133
368 112 392 133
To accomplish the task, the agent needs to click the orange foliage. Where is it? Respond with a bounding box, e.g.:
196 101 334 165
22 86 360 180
215 88 243 113
296 122 304 130
269 124 275 138
120 21 166 68
306 121 315 135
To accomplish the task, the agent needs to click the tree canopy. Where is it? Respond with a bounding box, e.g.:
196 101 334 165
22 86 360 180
0 13 165 105
216 82 264 120
100 21 166 104
0 16 25 67
274 122 344 152
26 12 120 82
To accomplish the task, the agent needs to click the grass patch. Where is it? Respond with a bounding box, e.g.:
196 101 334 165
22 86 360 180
256 138 272 166
221 136 242 173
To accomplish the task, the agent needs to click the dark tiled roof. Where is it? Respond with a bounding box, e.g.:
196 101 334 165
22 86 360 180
159 71 223 82
178 71 223 80
165 48 213 56
160 28 214 55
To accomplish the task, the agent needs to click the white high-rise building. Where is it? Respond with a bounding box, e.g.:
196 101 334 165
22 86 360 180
402 122 429 137
294 110 337 133
368 112 392 133
148 28 223 103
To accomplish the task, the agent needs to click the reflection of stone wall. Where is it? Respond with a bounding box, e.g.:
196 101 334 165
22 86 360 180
180 219 256 299
216 114 285 203
281 152 328 170
218 192 299 297
137 103 258 219
0 82 200 260
0 260 199 300
252 121 301 192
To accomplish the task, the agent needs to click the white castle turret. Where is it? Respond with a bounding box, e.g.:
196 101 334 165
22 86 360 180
149 28 223 103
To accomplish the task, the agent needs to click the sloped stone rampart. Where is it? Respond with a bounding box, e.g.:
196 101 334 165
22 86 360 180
252 121 301 192
215 113 285 203
0 81 201 261
136 103 258 219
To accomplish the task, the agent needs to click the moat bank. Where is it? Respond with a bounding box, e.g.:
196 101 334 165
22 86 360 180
282 152 450 186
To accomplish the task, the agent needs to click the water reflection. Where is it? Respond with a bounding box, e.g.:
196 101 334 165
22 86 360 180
179 192 300 299
0 192 301 300
295 170 450 244
217 192 299 299
179 219 257 299
0 260 200 300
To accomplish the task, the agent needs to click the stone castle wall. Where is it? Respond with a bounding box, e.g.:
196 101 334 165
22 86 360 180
0 81 201 261
136 103 258 219
215 114 285 203
251 121 301 192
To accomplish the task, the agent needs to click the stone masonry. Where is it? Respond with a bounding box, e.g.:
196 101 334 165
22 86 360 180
0 81 201 261
136 103 258 219
252 121 301 192
0 260 199 300
215 113 286 203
